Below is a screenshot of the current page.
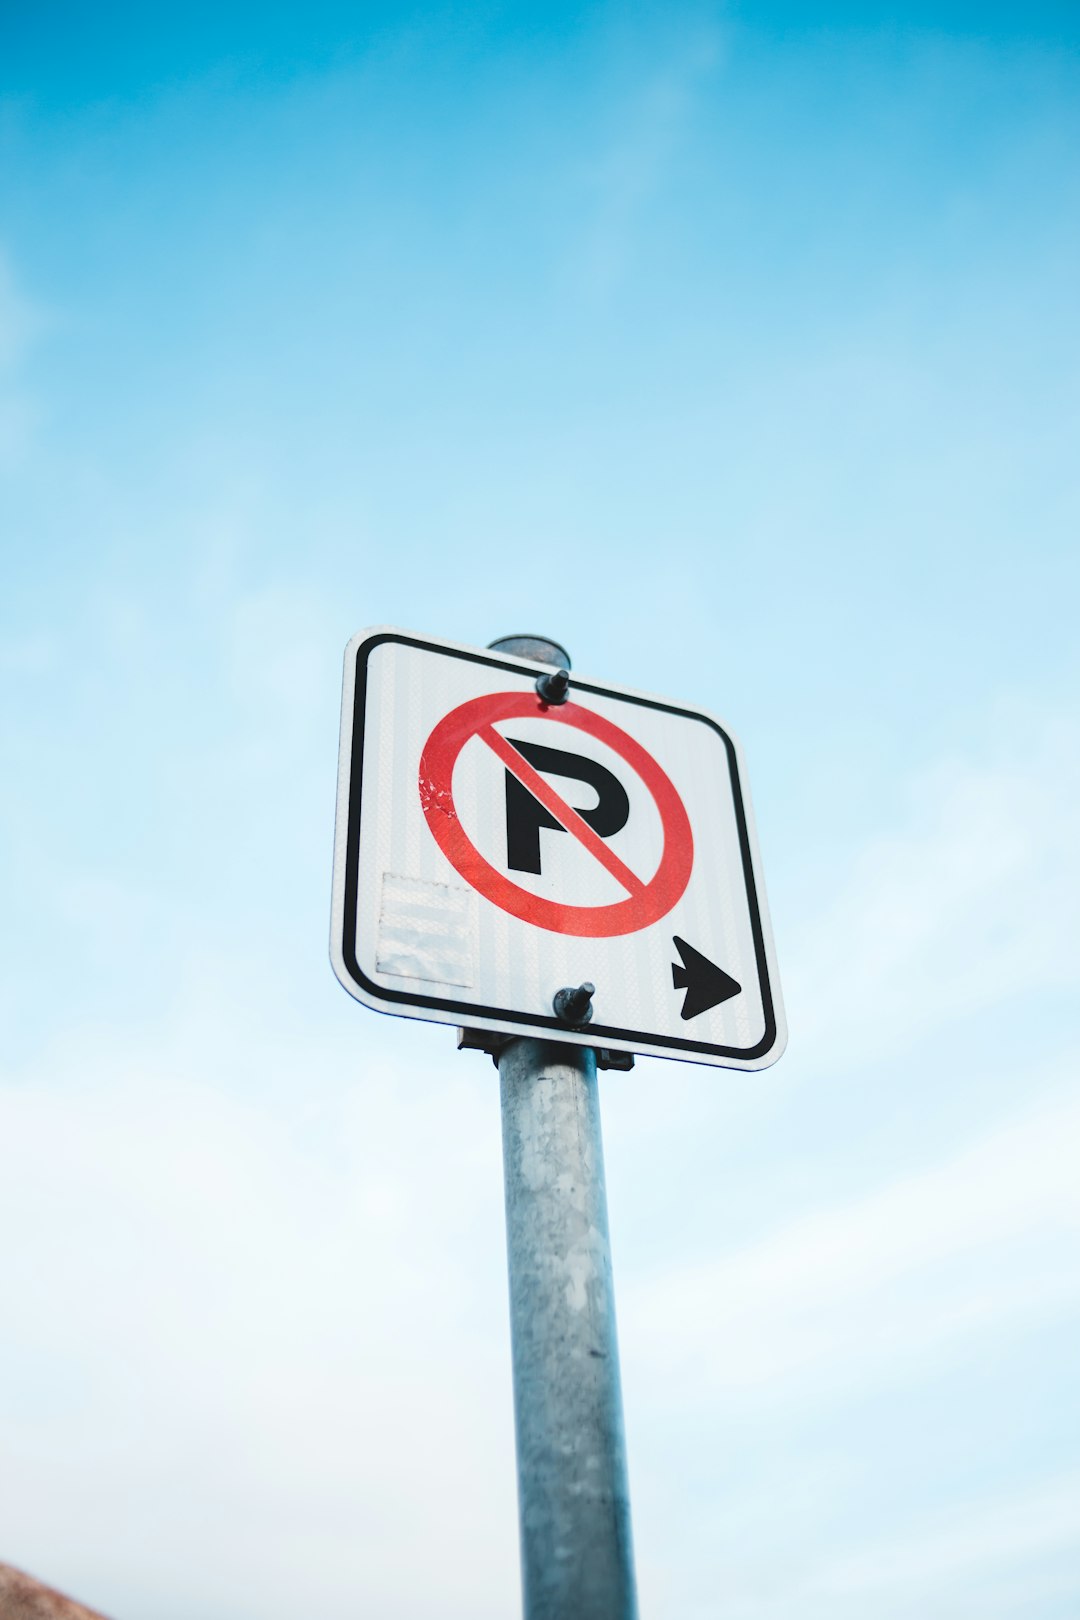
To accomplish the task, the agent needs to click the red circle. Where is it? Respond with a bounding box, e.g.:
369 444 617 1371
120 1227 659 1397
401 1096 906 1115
418 692 693 937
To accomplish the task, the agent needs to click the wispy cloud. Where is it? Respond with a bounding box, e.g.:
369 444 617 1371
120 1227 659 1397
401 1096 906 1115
623 1068 1080 1403
574 20 724 293
802 1473 1080 1610
0 249 44 369
0 1022 520 1618
0 248 44 464
786 706 1080 1071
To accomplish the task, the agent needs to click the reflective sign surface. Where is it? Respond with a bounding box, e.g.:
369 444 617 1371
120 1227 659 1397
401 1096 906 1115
331 627 786 1068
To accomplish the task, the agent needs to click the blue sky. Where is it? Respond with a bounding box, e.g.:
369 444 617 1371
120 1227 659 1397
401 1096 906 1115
1 5 1078 1616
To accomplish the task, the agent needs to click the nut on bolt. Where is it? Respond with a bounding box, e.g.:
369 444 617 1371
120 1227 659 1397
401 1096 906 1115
553 982 595 1025
536 667 570 705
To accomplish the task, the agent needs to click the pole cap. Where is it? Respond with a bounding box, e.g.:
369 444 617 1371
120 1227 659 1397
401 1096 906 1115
487 634 571 671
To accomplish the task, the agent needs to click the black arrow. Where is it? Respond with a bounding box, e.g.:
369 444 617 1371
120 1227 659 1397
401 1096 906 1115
671 937 741 1020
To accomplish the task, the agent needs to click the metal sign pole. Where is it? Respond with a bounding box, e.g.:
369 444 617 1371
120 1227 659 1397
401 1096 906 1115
486 636 638 1620
499 1038 638 1619
334 624 785 1612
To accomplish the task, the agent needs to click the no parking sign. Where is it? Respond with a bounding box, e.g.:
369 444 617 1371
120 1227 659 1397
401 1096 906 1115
330 628 785 1068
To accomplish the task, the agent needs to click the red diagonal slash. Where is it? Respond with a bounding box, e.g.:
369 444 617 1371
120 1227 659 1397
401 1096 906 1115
419 691 693 937
479 724 649 900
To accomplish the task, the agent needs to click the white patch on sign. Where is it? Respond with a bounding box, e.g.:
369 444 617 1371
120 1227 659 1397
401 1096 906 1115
376 874 476 987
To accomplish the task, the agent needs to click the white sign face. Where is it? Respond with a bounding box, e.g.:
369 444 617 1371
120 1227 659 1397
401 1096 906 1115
330 628 786 1069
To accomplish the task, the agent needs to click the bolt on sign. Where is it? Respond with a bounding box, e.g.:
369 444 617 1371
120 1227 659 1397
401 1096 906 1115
330 628 786 1069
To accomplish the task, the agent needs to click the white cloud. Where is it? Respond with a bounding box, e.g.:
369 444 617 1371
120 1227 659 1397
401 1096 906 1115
0 1019 520 1619
0 249 44 369
786 706 1080 1070
622 1069 1080 1404
1 538 1075 1616
0 248 44 465
575 23 724 293
803 1473 1080 1612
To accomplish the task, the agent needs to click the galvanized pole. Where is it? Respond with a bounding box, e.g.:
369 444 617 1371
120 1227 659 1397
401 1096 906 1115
486 636 638 1620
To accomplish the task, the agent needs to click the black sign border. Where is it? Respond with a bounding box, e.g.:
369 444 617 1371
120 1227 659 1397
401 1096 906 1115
340 630 778 1063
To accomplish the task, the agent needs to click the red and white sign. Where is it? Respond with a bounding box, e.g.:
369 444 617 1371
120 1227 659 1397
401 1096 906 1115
330 628 785 1069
